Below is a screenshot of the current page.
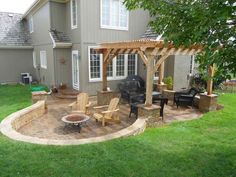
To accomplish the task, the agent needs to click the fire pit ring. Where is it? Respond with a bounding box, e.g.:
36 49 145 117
61 114 90 133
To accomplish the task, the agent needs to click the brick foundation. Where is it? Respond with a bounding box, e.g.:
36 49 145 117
138 104 161 127
199 93 218 112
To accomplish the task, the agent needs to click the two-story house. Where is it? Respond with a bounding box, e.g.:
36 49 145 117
0 0 195 95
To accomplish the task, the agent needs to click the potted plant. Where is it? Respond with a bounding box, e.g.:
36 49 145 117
163 76 173 90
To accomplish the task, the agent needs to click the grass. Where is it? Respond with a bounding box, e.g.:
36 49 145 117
0 85 236 177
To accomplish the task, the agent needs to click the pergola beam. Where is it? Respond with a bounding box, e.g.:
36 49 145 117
154 48 176 71
93 39 203 106
137 50 148 65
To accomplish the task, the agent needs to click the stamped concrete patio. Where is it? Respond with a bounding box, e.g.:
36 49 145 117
17 95 202 140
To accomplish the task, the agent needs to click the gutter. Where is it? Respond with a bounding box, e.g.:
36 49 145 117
0 46 33 49
54 43 72 48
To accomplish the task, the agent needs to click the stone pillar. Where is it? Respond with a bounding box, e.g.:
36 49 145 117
155 83 167 93
199 93 218 112
138 104 161 127
97 90 118 106
163 89 176 101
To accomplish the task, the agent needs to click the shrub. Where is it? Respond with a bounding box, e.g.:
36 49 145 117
163 76 173 90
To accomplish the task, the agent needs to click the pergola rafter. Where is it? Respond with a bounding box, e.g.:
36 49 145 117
93 39 204 107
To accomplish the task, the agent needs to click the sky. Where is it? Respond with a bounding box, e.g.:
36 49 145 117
0 0 35 14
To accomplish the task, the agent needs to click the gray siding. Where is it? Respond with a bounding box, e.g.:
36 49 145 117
33 45 55 87
27 2 52 46
80 0 149 43
164 56 175 79
66 0 81 43
173 55 192 91
0 49 36 83
54 48 72 87
50 2 67 32
77 0 150 95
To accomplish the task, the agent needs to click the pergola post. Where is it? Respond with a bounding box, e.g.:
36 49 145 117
207 65 214 95
145 55 154 107
199 64 218 112
158 62 164 84
102 60 108 91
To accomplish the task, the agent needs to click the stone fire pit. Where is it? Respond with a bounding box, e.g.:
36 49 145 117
62 114 90 133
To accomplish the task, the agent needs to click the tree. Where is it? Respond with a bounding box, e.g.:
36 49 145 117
124 0 236 81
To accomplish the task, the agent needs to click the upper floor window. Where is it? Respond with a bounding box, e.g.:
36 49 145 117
101 0 129 30
71 0 78 29
40 51 47 69
29 16 34 33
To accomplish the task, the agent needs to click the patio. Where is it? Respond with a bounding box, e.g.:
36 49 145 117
17 94 202 140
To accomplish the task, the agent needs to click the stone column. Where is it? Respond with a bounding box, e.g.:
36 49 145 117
97 90 118 106
199 93 218 112
138 104 161 127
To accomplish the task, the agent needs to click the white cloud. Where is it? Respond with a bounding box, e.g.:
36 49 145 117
0 0 35 14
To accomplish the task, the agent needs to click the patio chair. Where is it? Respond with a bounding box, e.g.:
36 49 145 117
93 98 120 126
68 92 91 114
174 88 199 108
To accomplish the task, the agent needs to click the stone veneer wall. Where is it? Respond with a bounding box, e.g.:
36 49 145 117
11 101 46 130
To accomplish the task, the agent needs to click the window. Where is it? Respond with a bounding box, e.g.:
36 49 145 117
33 51 36 68
107 59 113 77
128 54 137 75
88 47 137 82
29 16 34 33
116 54 125 77
89 48 102 81
71 0 77 29
190 56 195 74
101 0 129 30
40 51 47 69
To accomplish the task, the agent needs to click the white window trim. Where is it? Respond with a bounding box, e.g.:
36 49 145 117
71 0 78 29
72 50 80 90
88 46 103 82
100 0 129 31
40 51 47 69
29 16 34 33
88 46 137 82
33 51 36 68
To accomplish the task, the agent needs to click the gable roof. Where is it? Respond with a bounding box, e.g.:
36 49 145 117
0 12 32 47
141 28 162 40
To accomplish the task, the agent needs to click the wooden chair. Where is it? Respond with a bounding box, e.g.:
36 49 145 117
93 98 120 126
68 93 91 114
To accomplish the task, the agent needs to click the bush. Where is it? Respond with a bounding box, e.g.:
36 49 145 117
163 76 173 90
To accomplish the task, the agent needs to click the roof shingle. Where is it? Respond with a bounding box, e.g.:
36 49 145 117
49 29 71 43
0 12 32 46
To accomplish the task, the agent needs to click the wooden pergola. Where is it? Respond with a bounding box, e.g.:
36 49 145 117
93 39 211 107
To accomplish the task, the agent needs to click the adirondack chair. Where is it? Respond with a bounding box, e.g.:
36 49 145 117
68 93 91 114
93 98 120 126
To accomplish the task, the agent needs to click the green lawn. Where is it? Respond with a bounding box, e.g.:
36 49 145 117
0 85 236 177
